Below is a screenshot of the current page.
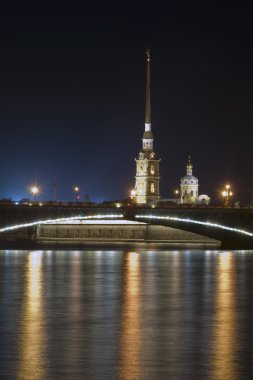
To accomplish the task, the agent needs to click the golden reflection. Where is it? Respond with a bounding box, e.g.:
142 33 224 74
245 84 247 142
118 251 142 379
66 253 82 367
211 252 237 379
17 251 46 380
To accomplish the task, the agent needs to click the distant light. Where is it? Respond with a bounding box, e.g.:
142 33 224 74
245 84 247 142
130 189 137 199
116 203 121 208
31 186 39 195
15 202 19 205
39 202 43 206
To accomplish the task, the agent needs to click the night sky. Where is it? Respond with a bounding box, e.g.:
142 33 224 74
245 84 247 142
0 3 253 203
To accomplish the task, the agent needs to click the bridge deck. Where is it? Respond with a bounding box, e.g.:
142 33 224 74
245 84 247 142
0 205 253 249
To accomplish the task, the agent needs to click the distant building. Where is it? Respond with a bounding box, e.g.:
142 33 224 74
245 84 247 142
134 49 160 206
180 157 199 204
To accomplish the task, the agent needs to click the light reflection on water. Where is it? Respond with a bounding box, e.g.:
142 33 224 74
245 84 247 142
118 252 142 379
210 252 237 380
0 249 253 379
17 251 47 380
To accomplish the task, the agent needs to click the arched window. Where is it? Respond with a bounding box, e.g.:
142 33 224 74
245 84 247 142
150 183 155 193
190 191 193 196
150 165 155 175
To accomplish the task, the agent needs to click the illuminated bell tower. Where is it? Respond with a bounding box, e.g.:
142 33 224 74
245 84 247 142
134 49 160 206
180 156 199 204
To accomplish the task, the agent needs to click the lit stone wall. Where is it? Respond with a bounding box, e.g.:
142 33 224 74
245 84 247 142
36 223 219 246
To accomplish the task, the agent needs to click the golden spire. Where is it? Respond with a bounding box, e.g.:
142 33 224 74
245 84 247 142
145 48 151 125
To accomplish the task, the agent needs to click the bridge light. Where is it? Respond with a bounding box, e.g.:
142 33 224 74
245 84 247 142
135 214 253 237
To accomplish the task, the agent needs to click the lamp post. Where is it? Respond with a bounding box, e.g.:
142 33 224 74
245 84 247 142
174 189 180 205
130 189 136 203
74 186 80 202
222 184 233 207
30 185 39 202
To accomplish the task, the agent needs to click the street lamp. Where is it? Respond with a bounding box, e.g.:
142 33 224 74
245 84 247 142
73 186 80 202
222 184 233 207
30 185 39 202
130 189 136 201
174 189 180 204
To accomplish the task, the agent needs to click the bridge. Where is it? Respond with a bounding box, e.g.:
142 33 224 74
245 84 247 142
0 204 253 248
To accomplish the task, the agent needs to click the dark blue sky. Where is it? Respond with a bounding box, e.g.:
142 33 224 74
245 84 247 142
0 3 253 203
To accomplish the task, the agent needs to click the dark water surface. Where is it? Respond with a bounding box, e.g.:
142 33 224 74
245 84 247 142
1 249 253 380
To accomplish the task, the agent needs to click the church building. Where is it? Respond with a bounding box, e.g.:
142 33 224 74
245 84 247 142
134 49 160 206
180 157 199 204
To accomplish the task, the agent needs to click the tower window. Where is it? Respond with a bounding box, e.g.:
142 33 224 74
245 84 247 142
150 165 155 175
150 183 155 193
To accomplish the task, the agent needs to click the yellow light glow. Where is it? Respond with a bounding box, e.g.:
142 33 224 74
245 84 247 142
17 251 47 379
211 252 237 379
118 252 142 378
130 189 136 199
74 186 79 192
30 186 39 195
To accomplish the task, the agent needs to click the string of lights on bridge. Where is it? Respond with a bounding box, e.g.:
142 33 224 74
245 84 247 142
0 213 253 238
135 214 253 237
0 214 123 233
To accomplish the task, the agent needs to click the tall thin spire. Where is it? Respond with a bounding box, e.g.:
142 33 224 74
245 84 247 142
145 48 151 127
187 155 193 176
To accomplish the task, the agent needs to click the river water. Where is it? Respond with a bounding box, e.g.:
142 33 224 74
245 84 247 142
0 249 253 380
